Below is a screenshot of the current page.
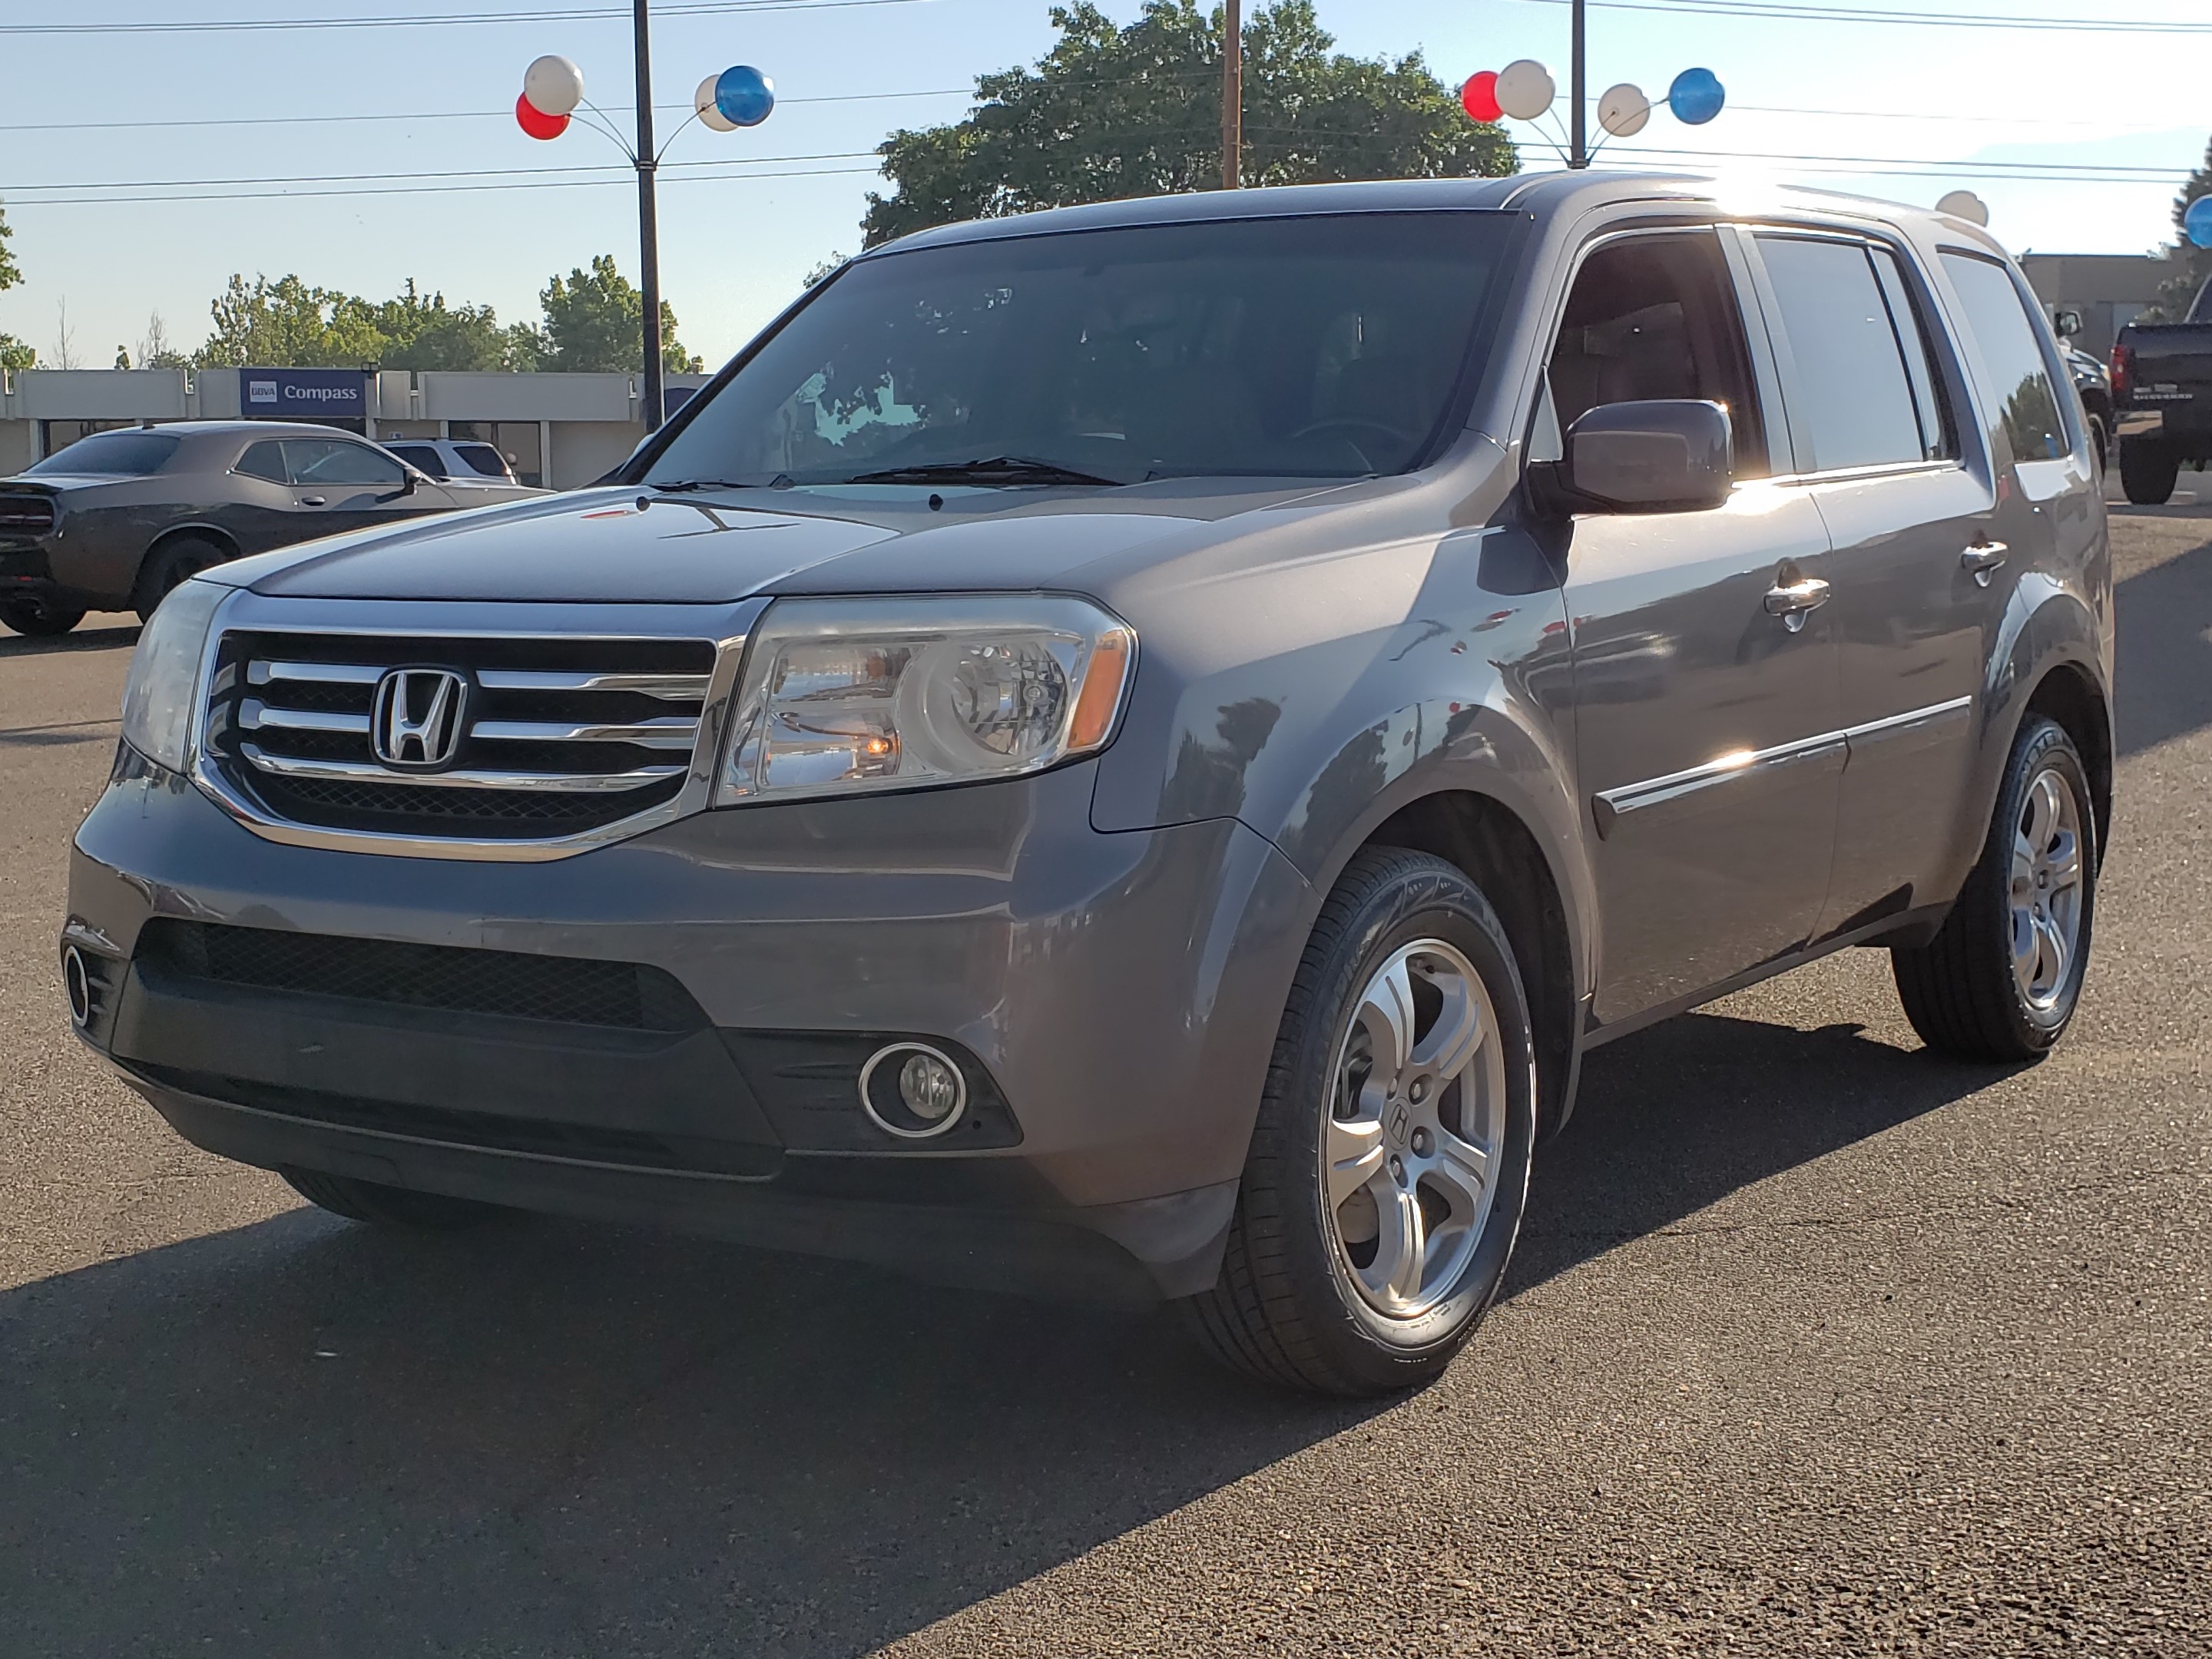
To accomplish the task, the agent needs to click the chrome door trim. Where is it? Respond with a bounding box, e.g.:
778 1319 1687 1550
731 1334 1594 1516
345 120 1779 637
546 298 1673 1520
1591 694 1974 838
1591 730 1846 837
1840 694 1972 747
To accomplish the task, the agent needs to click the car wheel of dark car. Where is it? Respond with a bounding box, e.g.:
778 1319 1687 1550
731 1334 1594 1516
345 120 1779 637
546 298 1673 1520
2118 439 2179 507
2086 414 2108 474
133 533 228 622
0 595 88 638
1183 847 1536 1396
1892 716 2097 1063
282 1167 505 1230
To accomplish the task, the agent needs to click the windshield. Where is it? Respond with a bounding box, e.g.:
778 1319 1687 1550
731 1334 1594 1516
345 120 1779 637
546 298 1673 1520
647 212 1516 488
28 430 182 477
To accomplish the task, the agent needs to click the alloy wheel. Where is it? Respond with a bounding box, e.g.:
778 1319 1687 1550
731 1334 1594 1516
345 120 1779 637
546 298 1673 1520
1321 939 1508 1320
2010 765 2085 1012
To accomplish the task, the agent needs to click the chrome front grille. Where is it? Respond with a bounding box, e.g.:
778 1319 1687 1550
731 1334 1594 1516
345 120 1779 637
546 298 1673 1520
202 629 722 845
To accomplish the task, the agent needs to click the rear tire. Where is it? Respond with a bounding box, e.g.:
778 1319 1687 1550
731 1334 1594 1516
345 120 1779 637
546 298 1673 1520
0 596 86 637
132 533 227 622
2119 439 2178 506
1181 848 1538 1397
2086 414 2108 475
283 1168 502 1230
1892 717 2097 1062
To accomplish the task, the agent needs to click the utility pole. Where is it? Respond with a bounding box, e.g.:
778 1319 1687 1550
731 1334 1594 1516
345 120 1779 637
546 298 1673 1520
1221 0 1242 190
634 0 666 431
1569 0 1588 169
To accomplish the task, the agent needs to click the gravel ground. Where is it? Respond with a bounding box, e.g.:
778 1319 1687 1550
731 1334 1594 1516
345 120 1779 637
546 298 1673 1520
0 506 2205 1657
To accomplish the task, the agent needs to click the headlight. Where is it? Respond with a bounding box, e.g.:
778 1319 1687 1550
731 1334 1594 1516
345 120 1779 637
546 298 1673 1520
715 594 1135 806
118 578 227 773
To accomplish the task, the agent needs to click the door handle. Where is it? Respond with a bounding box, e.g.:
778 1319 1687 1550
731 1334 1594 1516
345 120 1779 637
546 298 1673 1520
1763 575 1832 633
299 495 327 506
1960 540 2008 586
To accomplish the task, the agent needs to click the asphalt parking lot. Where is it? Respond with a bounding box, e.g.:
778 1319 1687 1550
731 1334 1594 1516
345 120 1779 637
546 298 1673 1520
2 501 2207 1657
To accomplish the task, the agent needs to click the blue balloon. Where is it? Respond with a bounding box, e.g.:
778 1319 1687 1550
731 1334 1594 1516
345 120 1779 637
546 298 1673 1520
1668 67 1725 126
2187 194 2212 250
715 65 775 128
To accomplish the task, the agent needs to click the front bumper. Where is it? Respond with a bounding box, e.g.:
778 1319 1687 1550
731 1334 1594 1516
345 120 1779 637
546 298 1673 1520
65 753 1314 1301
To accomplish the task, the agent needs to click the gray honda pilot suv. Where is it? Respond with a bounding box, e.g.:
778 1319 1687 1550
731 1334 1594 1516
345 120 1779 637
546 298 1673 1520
63 173 2111 1396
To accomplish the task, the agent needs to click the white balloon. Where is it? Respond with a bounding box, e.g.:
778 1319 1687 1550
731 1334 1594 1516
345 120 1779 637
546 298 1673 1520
1936 189 1989 227
1494 58 1556 122
523 55 584 118
695 74 739 132
1597 83 1650 137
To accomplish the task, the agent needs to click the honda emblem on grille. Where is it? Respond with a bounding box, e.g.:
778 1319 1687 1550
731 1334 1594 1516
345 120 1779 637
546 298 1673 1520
371 667 469 770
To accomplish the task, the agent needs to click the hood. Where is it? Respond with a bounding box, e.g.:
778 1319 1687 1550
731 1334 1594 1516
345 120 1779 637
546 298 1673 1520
223 482 1331 605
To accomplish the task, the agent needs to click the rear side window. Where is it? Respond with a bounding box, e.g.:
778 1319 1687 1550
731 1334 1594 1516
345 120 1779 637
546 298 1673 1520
456 444 510 478
1867 247 1952 461
1756 236 1929 472
387 444 445 478
26 430 181 476
1548 230 1767 475
235 441 287 482
1939 252 2071 463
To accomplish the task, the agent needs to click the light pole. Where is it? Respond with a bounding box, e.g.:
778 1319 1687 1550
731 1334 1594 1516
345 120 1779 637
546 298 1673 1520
516 24 776 432
1221 0 1242 190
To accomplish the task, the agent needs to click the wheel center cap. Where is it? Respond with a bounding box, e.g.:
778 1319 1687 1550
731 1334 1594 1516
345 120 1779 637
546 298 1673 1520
1385 1098 1413 1148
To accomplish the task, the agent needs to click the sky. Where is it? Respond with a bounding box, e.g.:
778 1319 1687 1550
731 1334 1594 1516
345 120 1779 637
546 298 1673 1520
2 0 2207 369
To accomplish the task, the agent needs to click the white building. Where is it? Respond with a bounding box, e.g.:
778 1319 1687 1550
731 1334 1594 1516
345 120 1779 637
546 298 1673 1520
0 366 714 488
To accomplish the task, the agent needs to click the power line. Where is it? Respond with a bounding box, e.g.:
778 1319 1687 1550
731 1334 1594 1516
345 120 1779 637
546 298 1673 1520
0 0 936 36
2 151 881 195
10 164 882 208
0 89 972 136
1512 0 2212 32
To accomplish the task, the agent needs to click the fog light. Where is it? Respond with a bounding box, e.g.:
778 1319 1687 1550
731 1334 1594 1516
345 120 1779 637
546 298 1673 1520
859 1041 969 1139
63 945 92 1028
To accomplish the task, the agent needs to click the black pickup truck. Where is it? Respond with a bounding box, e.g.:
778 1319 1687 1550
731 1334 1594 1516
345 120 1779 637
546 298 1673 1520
2111 276 2212 505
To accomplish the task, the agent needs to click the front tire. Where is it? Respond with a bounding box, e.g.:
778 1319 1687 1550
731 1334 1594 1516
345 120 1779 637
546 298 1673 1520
1183 848 1538 1396
2119 439 2178 506
283 1168 502 1230
1892 716 2097 1061
0 596 86 637
132 534 227 622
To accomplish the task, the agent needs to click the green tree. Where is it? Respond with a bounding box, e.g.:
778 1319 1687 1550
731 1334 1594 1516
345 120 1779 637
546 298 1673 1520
196 273 386 367
523 255 697 373
861 0 1515 249
373 280 515 371
2144 137 2212 323
0 200 33 372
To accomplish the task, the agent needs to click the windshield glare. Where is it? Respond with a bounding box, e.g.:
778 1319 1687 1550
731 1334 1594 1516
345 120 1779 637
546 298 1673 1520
649 213 1514 489
28 430 182 477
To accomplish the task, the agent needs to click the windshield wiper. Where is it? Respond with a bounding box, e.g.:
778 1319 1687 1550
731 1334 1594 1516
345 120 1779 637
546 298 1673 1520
842 455 1124 488
644 478 765 494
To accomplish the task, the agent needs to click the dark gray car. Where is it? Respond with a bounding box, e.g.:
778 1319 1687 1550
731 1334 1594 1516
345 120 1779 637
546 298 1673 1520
61 174 2111 1396
0 420 541 635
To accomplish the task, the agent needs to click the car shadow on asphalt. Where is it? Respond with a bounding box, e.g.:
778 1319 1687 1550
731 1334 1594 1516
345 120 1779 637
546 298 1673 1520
0 1007 2008 1657
2112 528 2212 758
0 622 139 658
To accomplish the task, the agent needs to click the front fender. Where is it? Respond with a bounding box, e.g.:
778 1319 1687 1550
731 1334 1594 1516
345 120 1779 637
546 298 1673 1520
1091 515 1590 995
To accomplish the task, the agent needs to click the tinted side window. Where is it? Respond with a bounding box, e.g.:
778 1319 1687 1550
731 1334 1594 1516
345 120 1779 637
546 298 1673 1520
283 439 404 486
456 444 511 478
1549 230 1767 475
1868 247 1952 460
235 441 287 482
387 445 445 478
1757 236 1926 472
1939 252 2071 463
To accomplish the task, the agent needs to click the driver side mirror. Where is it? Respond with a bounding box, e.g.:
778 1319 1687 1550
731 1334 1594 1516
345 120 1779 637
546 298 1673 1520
396 468 419 498
1534 399 1734 515
2053 307 2084 340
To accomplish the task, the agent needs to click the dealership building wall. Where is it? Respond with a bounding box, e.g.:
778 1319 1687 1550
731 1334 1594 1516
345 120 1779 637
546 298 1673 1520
0 367 713 488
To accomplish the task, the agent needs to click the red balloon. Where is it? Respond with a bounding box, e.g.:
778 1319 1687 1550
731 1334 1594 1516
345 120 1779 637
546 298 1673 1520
515 91 568 141
1461 71 1502 124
